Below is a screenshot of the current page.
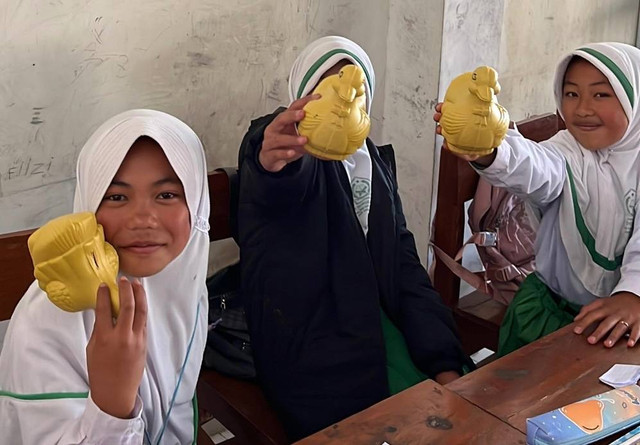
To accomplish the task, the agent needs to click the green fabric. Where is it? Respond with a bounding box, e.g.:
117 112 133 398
498 273 582 357
380 309 428 395
565 162 623 270
578 47 634 107
192 394 198 445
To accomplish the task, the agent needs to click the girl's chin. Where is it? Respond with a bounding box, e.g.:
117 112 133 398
120 262 167 278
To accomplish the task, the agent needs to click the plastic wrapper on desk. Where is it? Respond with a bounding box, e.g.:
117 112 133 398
28 212 120 316
526 384 640 445
297 64 371 161
440 65 510 156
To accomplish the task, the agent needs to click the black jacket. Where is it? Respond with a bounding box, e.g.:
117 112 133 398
238 109 471 440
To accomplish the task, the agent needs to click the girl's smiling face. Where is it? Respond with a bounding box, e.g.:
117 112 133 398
561 57 629 151
96 136 191 277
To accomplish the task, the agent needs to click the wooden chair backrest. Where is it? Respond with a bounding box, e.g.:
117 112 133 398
432 113 565 309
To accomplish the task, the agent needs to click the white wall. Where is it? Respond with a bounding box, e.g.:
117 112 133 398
3 0 639 269
0 0 392 234
382 0 445 263
1 0 450 271
498 0 640 120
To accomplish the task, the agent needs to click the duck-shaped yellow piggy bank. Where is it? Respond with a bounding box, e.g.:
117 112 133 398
298 64 371 161
440 66 510 156
28 212 120 316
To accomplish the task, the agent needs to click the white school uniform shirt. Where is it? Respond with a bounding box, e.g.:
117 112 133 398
473 43 640 305
0 109 210 444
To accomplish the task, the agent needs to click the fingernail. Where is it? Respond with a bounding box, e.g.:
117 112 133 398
630 340 636 347
99 283 107 290
574 327 582 334
297 137 306 144
588 336 596 343
297 110 305 118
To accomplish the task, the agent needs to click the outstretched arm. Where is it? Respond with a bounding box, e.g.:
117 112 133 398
392 181 472 379
259 95 319 173
239 96 322 208
434 103 566 209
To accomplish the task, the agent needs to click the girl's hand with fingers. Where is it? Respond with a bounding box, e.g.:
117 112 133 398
260 94 320 173
433 102 497 165
87 277 147 419
573 292 640 348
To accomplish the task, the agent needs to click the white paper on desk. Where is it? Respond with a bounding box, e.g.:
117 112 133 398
599 364 640 388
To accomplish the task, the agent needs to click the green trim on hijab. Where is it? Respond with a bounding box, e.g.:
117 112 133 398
578 47 635 108
296 49 373 99
565 162 624 270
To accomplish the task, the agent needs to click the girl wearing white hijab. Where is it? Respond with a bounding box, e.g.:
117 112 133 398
239 36 471 440
0 109 210 444
435 42 640 356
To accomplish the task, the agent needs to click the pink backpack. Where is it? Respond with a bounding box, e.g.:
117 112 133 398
433 177 536 305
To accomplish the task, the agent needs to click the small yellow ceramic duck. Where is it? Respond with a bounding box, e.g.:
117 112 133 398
298 64 371 161
440 66 510 156
28 212 120 316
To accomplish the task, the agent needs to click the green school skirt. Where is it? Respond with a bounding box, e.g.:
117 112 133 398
380 309 428 395
498 273 581 357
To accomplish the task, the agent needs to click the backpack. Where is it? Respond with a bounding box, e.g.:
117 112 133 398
201 167 256 380
433 177 537 305
203 261 256 380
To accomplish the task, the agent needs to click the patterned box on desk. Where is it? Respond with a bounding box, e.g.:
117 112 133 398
526 385 640 445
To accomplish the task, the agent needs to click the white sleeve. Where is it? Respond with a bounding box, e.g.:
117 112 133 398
81 394 145 444
0 289 146 445
612 201 640 297
473 129 567 208
0 392 145 444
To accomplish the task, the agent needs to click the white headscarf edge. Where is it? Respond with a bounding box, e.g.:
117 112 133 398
287 35 376 112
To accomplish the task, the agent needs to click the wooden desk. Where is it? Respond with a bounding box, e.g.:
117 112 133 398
446 323 640 434
295 380 526 445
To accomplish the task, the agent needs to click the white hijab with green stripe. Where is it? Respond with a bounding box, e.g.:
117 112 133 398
288 36 375 234
549 42 640 296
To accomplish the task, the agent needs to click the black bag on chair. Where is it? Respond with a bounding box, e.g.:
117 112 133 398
203 262 256 380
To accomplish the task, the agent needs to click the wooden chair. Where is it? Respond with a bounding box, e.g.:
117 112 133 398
432 113 565 355
0 168 289 445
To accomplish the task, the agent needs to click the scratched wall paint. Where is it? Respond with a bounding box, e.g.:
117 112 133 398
498 0 639 121
0 0 396 236
429 0 505 287
8 1 628 268
382 0 445 264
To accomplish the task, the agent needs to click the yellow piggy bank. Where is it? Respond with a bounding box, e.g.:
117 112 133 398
440 66 510 156
298 64 371 161
28 212 120 316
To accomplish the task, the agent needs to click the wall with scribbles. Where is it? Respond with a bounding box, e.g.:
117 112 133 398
0 0 393 233
0 0 450 269
7 1 632 269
